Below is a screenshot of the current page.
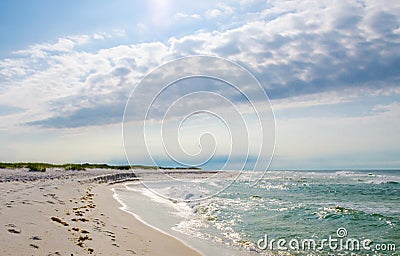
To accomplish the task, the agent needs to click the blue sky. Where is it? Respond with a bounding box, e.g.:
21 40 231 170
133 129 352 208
0 0 399 170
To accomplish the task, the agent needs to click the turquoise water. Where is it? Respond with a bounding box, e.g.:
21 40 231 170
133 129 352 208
116 170 400 255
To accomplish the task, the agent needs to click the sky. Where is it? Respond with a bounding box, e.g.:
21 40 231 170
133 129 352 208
0 0 399 170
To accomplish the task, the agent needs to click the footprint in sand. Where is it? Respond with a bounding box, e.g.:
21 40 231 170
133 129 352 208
45 252 61 256
71 217 89 222
7 228 21 234
51 216 69 226
5 224 21 234
30 244 39 249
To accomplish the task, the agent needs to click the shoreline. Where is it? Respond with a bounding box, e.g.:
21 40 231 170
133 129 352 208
0 168 202 255
108 184 205 256
113 181 249 256
92 184 202 256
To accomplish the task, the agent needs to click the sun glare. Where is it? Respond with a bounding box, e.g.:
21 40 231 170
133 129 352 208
147 0 172 28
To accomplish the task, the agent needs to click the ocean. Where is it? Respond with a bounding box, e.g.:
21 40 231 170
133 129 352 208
113 170 400 255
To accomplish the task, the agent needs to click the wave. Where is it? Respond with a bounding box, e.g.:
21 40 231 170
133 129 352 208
119 172 400 255
314 204 398 228
365 180 400 185
335 170 359 175
316 205 363 220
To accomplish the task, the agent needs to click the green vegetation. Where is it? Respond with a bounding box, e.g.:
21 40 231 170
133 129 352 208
0 162 201 171
27 164 47 172
0 162 136 171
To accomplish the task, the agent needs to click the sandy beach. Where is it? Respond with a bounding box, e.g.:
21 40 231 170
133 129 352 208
0 168 201 256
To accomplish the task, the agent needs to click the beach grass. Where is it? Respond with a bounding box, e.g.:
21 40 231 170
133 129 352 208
0 162 201 171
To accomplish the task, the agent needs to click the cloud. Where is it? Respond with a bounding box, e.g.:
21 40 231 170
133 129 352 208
1 0 399 130
172 0 400 100
0 35 171 128
0 104 24 116
27 103 126 128
10 31 126 58
12 35 90 57
205 3 234 19
205 9 223 19
174 12 202 20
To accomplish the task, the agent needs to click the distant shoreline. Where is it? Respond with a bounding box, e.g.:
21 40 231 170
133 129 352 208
0 162 201 171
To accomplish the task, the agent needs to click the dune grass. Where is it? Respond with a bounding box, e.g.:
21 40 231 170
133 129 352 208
0 162 200 171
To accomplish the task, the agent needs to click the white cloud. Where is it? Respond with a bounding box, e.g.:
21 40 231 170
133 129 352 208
1 0 399 129
11 31 125 58
272 90 358 111
205 3 234 19
205 9 223 19
174 12 202 20
13 37 82 57
0 36 171 129
93 33 112 40
0 0 399 167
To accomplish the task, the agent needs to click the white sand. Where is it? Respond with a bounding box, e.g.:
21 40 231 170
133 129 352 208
0 168 201 255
